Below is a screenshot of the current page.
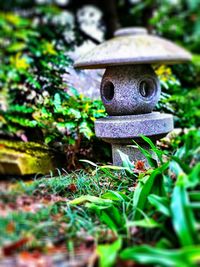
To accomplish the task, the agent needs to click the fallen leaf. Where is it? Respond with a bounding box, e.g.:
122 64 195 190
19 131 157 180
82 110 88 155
135 161 145 171
68 183 77 192
3 238 29 256
6 222 15 233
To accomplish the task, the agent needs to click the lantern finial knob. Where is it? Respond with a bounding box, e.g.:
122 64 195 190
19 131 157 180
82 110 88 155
114 27 148 37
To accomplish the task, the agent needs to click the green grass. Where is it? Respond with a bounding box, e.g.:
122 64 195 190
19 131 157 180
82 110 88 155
0 129 200 266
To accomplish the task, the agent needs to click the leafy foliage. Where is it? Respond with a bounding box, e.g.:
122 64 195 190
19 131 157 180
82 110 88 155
155 64 200 128
127 0 200 54
0 7 106 167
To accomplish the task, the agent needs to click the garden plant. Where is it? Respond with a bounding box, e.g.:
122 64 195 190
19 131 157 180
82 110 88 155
0 0 200 266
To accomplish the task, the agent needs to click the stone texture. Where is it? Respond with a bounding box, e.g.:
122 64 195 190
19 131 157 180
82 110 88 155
95 112 174 141
100 65 160 115
95 112 174 165
74 27 191 69
114 27 148 37
0 140 64 175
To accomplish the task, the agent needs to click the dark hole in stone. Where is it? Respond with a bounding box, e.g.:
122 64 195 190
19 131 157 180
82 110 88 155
102 81 114 101
139 80 155 98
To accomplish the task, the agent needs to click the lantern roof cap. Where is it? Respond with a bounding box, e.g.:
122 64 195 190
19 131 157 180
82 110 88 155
74 27 191 69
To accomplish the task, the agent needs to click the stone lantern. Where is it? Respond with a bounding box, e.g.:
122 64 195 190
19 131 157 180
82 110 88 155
74 27 191 166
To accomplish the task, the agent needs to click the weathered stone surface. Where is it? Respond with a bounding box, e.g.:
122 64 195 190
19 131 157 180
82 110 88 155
74 27 191 69
100 65 160 115
95 112 174 141
114 27 148 37
0 140 64 175
95 112 173 166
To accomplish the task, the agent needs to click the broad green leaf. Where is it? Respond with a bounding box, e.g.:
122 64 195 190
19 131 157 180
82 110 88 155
63 121 76 130
87 203 125 233
133 163 168 220
117 150 134 174
102 191 129 202
68 108 81 119
156 238 173 249
69 195 112 205
79 121 93 139
148 194 170 217
169 158 184 177
97 238 122 267
171 156 191 175
127 217 160 228
100 165 130 171
189 191 200 202
171 182 197 246
7 42 26 52
187 163 200 188
120 245 200 267
189 202 200 209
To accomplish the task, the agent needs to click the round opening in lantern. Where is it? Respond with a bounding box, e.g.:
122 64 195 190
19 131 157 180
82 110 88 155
139 79 156 99
102 81 115 102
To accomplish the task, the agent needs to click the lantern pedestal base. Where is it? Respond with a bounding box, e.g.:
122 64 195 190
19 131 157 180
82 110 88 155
95 112 173 166
112 143 153 167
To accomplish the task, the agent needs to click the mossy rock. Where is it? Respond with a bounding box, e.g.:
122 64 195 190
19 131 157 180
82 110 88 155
0 140 64 175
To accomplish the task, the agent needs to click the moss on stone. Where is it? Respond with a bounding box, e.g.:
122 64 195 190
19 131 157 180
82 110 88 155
0 140 64 175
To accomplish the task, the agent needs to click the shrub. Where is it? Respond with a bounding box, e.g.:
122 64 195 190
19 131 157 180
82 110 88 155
0 6 107 167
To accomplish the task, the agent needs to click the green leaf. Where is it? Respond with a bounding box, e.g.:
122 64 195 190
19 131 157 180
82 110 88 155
63 122 76 130
97 238 122 267
133 163 168 220
189 191 200 202
5 115 37 127
79 121 93 139
171 182 197 246
7 42 26 52
171 156 191 175
117 150 134 175
140 135 163 163
120 245 200 267
68 108 81 119
69 195 112 206
53 93 62 112
102 191 129 202
187 163 200 188
131 141 158 168
100 165 131 171
148 194 170 217
87 202 125 233
127 217 161 228
8 104 34 113
155 238 173 249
